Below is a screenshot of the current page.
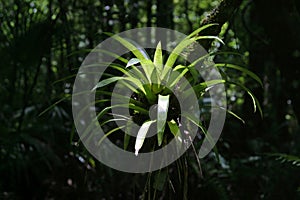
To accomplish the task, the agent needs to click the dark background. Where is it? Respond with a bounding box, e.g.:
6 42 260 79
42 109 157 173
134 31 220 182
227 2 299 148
0 0 299 199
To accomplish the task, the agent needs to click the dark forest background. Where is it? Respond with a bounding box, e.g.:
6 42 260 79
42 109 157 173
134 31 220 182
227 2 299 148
0 0 300 199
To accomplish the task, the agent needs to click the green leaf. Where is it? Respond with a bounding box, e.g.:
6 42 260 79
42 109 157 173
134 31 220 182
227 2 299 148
194 35 225 45
189 67 199 85
38 95 71 116
215 63 263 87
181 113 206 138
162 34 223 80
81 48 128 63
96 103 148 120
101 91 144 107
142 60 156 84
168 68 189 88
100 118 128 127
194 79 226 92
164 38 195 71
224 108 245 124
110 34 155 83
126 58 140 68
124 120 134 150
187 23 219 39
125 37 151 59
228 81 263 117
187 51 245 69
135 120 156 156
207 106 245 124
52 74 77 85
267 153 300 166
173 64 186 71
92 76 146 94
186 51 244 72
92 77 124 90
150 71 162 94
109 64 145 89
153 41 163 73
75 99 110 121
187 53 211 69
182 112 220 162
117 80 139 94
108 64 132 76
167 120 183 148
124 133 130 150
157 95 170 146
128 65 149 84
105 33 146 59
152 42 163 91
81 113 130 142
161 37 198 82
167 120 181 137
184 79 225 99
98 125 126 146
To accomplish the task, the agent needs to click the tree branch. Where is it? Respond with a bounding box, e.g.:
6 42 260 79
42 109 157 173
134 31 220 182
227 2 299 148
199 0 242 50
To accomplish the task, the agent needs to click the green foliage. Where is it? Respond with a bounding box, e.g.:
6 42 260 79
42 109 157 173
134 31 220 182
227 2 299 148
269 153 300 167
1 0 299 199
93 25 262 161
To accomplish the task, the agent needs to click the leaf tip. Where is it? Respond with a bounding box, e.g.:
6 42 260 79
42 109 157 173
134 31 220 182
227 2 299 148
157 41 162 47
91 86 97 91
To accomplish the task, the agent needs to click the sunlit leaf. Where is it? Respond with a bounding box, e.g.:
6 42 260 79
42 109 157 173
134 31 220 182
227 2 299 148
184 79 225 98
167 120 183 149
98 126 125 146
97 103 148 120
126 58 140 68
215 63 263 87
208 106 245 124
125 38 151 59
92 76 146 94
228 81 263 117
167 120 181 138
38 95 71 116
108 33 155 83
194 35 225 45
92 77 124 90
187 23 219 39
173 65 186 71
164 38 194 72
135 120 156 156
154 41 163 73
157 95 170 146
162 34 223 81
224 108 245 124
168 68 189 88
100 118 128 127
